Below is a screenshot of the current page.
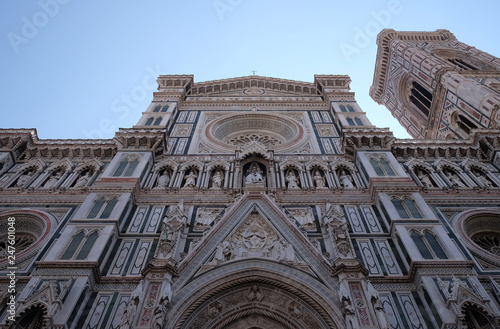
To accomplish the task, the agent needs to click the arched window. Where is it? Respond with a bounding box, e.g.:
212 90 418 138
153 117 162 126
346 117 355 126
347 105 355 112
354 117 363 126
61 230 99 260
145 117 154 126
410 230 448 260
410 81 432 117
391 197 422 219
160 105 169 112
340 105 347 112
370 157 396 176
113 158 139 177
88 197 118 219
153 106 161 112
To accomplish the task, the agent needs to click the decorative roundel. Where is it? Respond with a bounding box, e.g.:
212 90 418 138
454 209 500 267
0 210 53 269
205 113 304 151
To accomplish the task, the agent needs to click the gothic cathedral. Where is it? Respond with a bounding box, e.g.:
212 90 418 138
1 29 500 329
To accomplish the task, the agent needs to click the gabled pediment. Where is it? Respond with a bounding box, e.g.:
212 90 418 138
175 195 332 288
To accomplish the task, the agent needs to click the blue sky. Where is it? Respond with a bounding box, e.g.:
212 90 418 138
1 0 499 140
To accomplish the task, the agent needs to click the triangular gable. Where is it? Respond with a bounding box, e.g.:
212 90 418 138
175 194 332 289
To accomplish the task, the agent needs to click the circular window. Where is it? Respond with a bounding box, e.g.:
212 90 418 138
205 113 304 151
0 211 53 269
455 209 500 267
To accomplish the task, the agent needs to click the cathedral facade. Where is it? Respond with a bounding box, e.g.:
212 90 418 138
0 29 500 329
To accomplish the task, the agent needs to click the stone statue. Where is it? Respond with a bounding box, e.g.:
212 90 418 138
313 170 326 188
213 241 232 264
286 170 299 189
283 241 296 262
342 299 357 329
447 171 466 188
270 239 285 261
74 171 90 188
339 170 354 188
43 171 61 188
153 299 168 329
366 280 390 329
156 171 170 188
245 162 264 184
211 169 224 188
474 171 493 187
417 170 434 188
183 170 198 188
120 298 137 329
289 208 314 226
195 208 217 227
16 171 33 187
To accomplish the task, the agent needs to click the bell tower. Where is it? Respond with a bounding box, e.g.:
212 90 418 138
370 29 500 139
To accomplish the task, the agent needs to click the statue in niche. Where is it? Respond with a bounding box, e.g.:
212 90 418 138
15 170 34 187
446 170 466 188
156 170 170 188
417 169 435 188
339 169 354 188
43 171 61 188
211 169 224 188
245 162 264 184
73 171 91 188
183 170 198 188
313 170 326 188
473 169 494 187
285 170 300 189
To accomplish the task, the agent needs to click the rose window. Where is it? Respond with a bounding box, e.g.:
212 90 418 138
472 233 500 256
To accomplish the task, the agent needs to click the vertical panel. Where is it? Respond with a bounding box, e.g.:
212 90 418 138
128 206 149 233
380 294 404 329
84 294 111 329
345 206 366 233
128 240 152 275
107 295 130 329
144 206 164 233
398 294 426 329
109 240 134 276
360 205 381 233
358 239 382 275
375 240 401 275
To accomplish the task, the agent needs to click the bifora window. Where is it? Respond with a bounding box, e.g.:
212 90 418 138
60 230 99 260
410 230 448 259
370 157 396 176
113 158 139 177
88 197 118 219
391 197 423 219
